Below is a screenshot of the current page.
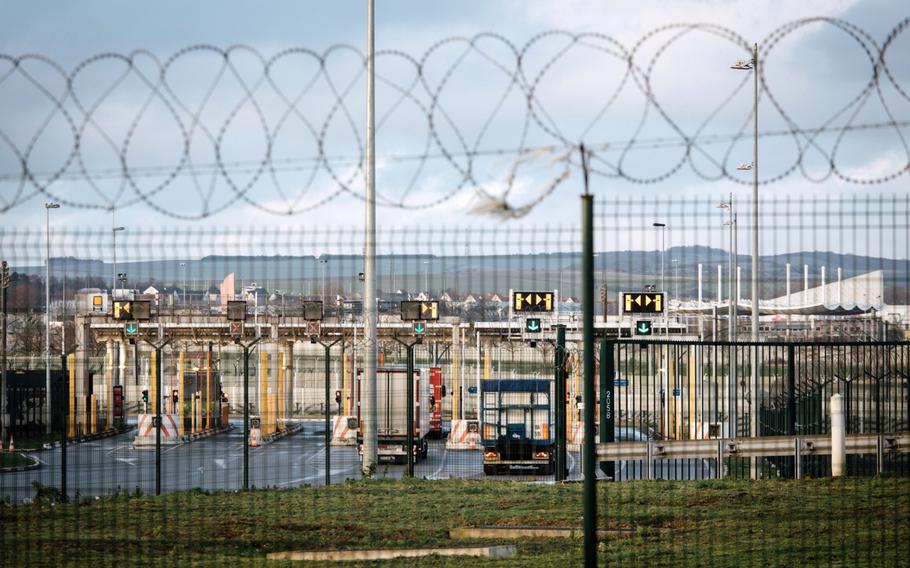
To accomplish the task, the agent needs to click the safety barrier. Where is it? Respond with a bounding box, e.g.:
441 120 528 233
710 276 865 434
330 416 357 446
446 419 480 450
133 414 182 447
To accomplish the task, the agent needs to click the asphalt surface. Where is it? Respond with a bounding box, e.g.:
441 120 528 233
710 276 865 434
2 421 712 503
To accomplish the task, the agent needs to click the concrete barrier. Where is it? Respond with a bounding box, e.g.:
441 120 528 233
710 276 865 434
133 413 182 447
446 419 480 450
330 416 357 446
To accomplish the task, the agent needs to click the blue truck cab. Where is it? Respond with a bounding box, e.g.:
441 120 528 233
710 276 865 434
481 379 554 475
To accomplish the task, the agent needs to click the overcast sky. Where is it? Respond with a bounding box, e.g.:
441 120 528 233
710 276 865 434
0 0 907 258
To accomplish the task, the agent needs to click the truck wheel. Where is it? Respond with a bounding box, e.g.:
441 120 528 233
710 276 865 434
483 464 496 475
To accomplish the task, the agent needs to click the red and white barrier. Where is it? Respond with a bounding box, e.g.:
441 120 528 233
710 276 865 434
133 413 182 447
446 419 480 450
330 416 357 446
249 426 262 447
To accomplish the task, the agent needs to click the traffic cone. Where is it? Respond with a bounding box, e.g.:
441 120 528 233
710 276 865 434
8 434 14 453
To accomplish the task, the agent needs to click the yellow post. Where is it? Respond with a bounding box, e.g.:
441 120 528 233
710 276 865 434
91 394 98 434
342 351 348 416
178 352 185 435
82 395 88 436
271 393 278 434
105 348 112 430
150 351 157 416
453 349 460 421
68 354 76 437
278 351 285 429
260 351 268 423
483 351 490 380
379 350 385 366
206 351 213 430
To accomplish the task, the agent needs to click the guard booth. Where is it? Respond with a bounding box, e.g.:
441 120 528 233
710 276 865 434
5 370 65 438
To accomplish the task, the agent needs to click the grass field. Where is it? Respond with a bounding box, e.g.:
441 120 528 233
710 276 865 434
1 477 908 567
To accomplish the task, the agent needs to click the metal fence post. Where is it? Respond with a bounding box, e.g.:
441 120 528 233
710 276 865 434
555 325 566 482
60 352 68 500
599 340 615 480
787 344 796 478
155 346 162 496
319 337 342 485
243 345 250 491
406 344 414 478
580 167 596 568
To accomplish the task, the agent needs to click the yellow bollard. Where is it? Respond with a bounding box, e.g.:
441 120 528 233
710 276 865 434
342 352 348 415
178 352 185 436
452 350 460 421
206 352 213 430
68 354 76 438
91 395 98 434
260 351 268 423
105 348 112 430
277 351 285 429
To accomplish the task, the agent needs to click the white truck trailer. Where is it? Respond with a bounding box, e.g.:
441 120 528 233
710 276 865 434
356 365 430 464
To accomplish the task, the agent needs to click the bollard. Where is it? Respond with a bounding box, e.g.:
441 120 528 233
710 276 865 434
831 393 845 477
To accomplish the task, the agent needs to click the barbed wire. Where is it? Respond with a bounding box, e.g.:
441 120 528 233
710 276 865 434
0 16 908 219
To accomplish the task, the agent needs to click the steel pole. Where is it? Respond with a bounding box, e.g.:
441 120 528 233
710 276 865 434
0 261 7 447
243 345 250 490
60 352 68 499
45 206 52 434
325 343 331 485
555 325 566 482
728 197 734 341
155 347 162 495
580 146 597 568
361 0 378 476
406 344 414 478
750 43 760 480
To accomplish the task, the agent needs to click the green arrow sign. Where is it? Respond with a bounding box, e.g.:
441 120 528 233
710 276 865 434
525 318 541 333
413 322 426 335
124 323 139 336
635 320 652 336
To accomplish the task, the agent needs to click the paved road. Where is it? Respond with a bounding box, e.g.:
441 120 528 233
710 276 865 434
1 422 711 503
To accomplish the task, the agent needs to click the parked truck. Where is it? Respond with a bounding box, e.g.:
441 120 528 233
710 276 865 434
481 378 554 475
356 365 430 464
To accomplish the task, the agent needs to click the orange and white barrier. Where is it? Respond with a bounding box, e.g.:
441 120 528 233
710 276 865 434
446 419 480 450
330 416 357 446
568 421 584 452
133 413 182 447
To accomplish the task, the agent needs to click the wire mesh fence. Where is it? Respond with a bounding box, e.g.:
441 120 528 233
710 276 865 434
1 194 908 567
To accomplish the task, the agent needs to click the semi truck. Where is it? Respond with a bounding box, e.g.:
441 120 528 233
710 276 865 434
356 365 430 464
481 378 554 475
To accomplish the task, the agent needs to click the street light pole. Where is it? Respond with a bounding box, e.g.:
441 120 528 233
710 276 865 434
319 258 328 309
362 0 378 476
423 260 429 294
652 222 666 295
180 262 186 305
45 202 60 434
732 42 760 479
112 224 125 299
